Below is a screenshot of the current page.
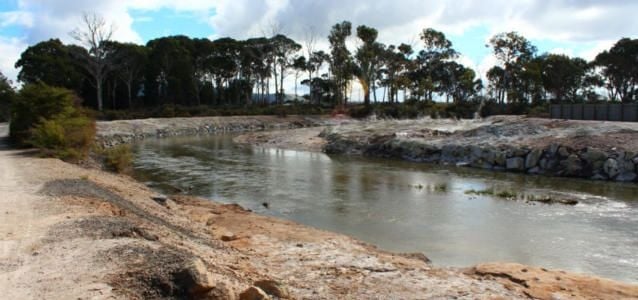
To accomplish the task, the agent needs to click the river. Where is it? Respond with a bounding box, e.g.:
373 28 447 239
131 133 638 283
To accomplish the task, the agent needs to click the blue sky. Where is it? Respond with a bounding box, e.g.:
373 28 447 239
0 0 636 85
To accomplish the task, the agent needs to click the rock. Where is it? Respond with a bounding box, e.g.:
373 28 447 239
221 232 239 242
581 148 608 170
254 280 289 299
539 158 558 171
604 158 620 178
239 286 271 300
562 154 583 176
619 159 636 173
525 149 543 169
558 146 571 158
506 157 525 171
398 252 432 264
152 195 168 206
493 151 507 167
616 172 637 182
180 259 217 296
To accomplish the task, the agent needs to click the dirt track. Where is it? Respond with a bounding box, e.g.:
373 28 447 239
2 122 638 299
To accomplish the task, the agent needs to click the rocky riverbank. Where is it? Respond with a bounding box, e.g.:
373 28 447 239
295 116 638 183
96 115 327 148
2 122 638 299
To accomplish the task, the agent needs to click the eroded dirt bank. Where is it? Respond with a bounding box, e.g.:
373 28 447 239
96 115 328 148
3 122 638 299
238 116 638 183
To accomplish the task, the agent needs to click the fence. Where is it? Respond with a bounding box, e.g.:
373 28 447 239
550 103 638 122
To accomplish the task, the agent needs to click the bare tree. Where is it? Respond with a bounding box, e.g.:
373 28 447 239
70 12 115 111
304 26 317 103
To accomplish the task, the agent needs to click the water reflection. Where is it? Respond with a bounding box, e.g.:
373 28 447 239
132 134 638 283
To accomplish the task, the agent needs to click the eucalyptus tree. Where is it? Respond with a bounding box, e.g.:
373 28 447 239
329 21 354 106
110 42 148 107
380 44 412 103
242 37 273 104
209 38 241 105
541 54 587 102
145 36 196 106
69 12 117 111
594 38 638 103
414 28 457 102
354 25 384 106
270 34 302 103
440 62 482 103
488 32 537 104
292 56 307 99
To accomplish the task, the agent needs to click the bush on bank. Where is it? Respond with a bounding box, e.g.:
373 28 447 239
10 83 96 161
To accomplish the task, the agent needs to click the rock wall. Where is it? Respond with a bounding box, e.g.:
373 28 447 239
324 132 638 183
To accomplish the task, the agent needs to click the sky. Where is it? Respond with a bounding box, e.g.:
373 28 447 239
1 0 637 91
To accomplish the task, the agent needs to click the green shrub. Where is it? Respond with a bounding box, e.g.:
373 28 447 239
29 114 96 161
10 83 77 143
102 144 133 173
11 83 95 161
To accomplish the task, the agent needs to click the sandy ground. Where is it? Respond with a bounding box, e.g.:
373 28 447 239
2 122 638 299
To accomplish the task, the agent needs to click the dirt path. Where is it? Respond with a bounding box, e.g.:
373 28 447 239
0 124 117 299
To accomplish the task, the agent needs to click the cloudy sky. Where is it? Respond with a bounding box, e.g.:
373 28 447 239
1 0 637 85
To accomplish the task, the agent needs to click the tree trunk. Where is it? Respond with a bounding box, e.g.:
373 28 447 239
97 80 104 111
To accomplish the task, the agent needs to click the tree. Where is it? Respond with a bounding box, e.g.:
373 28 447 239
329 21 354 106
145 36 197 106
106 42 148 108
594 38 638 102
354 25 383 106
541 54 587 102
271 34 301 104
15 39 85 91
292 56 307 99
0 71 14 122
414 28 457 102
70 12 116 111
488 32 537 103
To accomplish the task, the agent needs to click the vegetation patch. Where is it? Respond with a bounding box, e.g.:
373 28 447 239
101 144 133 174
10 83 95 161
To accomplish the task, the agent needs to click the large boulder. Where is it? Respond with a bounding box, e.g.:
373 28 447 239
525 149 543 169
604 158 620 178
616 172 637 182
562 154 583 176
581 148 608 171
506 157 525 171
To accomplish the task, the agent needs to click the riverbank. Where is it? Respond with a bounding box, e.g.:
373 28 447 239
237 116 638 183
3 120 638 298
96 115 329 148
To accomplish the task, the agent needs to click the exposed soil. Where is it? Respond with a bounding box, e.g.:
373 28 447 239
2 122 638 299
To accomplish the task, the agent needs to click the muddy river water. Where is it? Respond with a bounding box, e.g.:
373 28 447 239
132 134 638 283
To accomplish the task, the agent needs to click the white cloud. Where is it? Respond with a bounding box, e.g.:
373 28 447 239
1 0 636 83
0 36 27 82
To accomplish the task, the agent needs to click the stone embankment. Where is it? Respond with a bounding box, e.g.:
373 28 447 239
322 116 638 183
96 115 325 148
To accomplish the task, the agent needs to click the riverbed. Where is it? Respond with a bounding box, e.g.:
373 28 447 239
131 133 638 283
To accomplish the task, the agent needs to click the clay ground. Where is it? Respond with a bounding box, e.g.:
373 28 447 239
1 122 638 299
